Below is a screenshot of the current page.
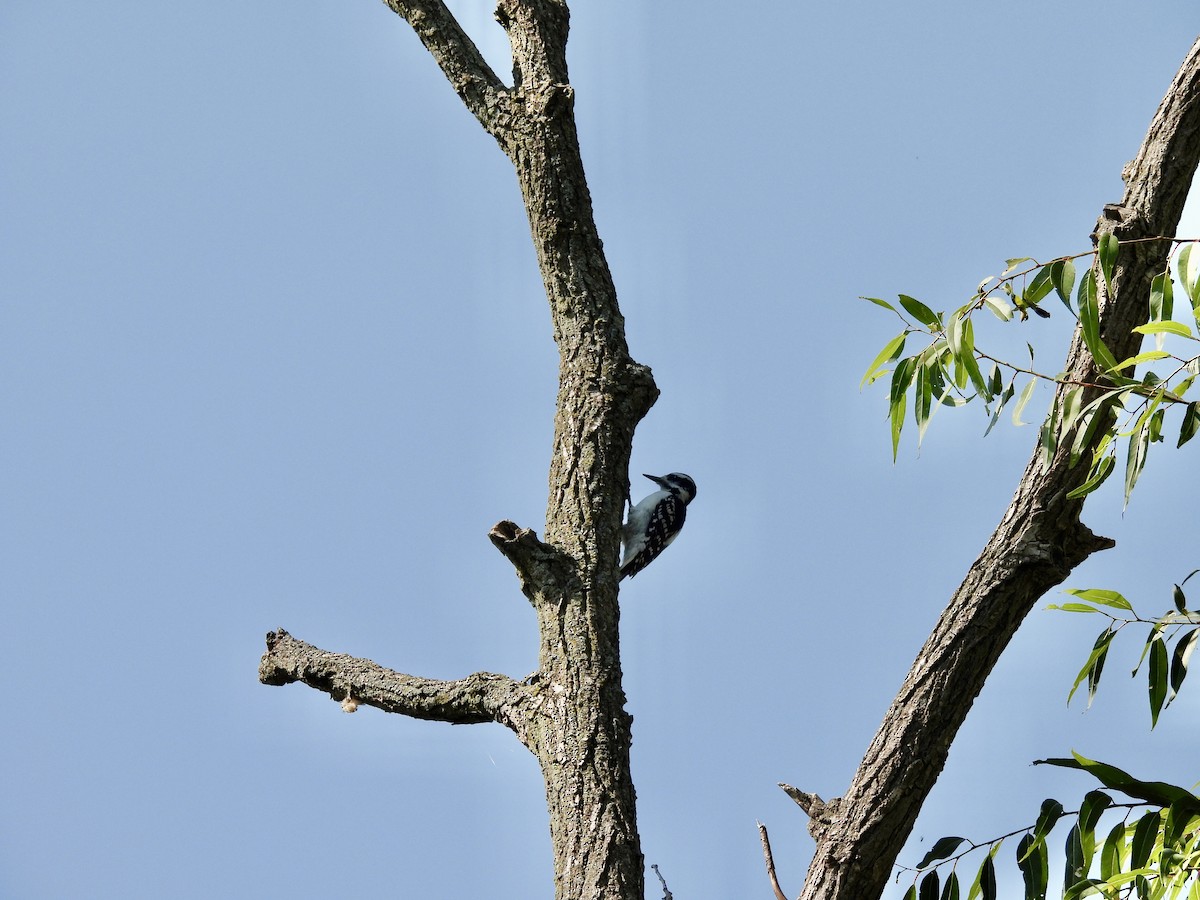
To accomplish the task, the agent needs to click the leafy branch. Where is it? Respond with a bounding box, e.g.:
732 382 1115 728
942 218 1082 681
898 572 1200 899
862 237 1200 506
900 755 1200 900
1049 571 1200 728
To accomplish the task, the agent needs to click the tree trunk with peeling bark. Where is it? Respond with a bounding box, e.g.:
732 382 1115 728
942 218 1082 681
257 5 1200 899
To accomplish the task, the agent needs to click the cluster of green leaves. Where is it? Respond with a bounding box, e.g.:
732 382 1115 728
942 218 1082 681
862 237 1200 505
1050 573 1200 727
902 754 1200 900
900 577 1200 899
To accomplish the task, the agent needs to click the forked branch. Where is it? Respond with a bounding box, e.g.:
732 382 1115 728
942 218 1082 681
380 0 511 137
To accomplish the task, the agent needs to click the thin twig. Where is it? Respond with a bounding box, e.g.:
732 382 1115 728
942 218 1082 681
650 864 673 900
758 822 789 900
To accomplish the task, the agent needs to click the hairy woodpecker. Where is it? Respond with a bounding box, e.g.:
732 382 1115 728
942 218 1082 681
619 472 697 581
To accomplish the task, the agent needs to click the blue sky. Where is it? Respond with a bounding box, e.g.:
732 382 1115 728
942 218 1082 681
3 3 1199 898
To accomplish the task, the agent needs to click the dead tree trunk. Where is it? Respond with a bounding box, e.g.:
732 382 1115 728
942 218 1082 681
792 36 1200 900
259 2 655 899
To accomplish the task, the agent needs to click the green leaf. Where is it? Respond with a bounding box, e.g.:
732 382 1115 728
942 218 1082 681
1132 320 1191 338
1124 417 1152 506
1148 634 1168 727
1168 627 1199 701
1078 270 1120 372
983 294 1013 321
1067 626 1115 707
1086 639 1111 708
1149 269 1174 323
1130 811 1161 870
1058 386 1085 446
904 886 918 900
1063 588 1132 611
1080 790 1114 836
1098 233 1119 290
1110 350 1171 372
946 308 965 356
1063 879 1107 900
940 871 960 900
1024 265 1056 309
1049 602 1099 613
988 365 1003 396
899 294 941 329
863 296 898 312
1052 259 1077 311
1012 379 1037 426
914 360 933 445
919 871 940 900
890 356 916 406
984 382 1015 438
1068 393 1123 469
1016 833 1048 900
960 351 988 402
1100 819 1126 882
861 331 908 388
916 836 967 869
1077 789 1112 875
1178 401 1200 448
891 391 906 461
889 357 916 460
1064 823 1085 888
1040 395 1060 463
1133 621 1166 676
1179 243 1200 309
1164 797 1200 850
1031 798 1065 847
969 854 998 900
1033 752 1200 811
1148 406 1164 444
1066 450 1115 499
1174 584 1188 613
1170 380 1195 404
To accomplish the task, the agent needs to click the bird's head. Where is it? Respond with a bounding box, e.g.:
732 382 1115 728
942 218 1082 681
644 472 697 504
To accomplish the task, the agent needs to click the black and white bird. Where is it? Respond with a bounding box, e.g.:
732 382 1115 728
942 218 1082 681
619 472 697 581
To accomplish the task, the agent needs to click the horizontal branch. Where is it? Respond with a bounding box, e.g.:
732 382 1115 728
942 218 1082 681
259 629 527 726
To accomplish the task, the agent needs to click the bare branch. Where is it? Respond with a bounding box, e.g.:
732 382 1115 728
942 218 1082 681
757 823 789 900
488 520 581 604
649 864 673 900
259 629 527 726
779 784 841 841
379 0 512 138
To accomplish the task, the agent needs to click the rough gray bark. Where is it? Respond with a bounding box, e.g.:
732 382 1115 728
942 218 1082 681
258 8 1200 900
793 36 1200 900
259 2 653 899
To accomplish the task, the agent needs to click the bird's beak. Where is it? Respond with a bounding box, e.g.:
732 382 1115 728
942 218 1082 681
643 473 669 488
